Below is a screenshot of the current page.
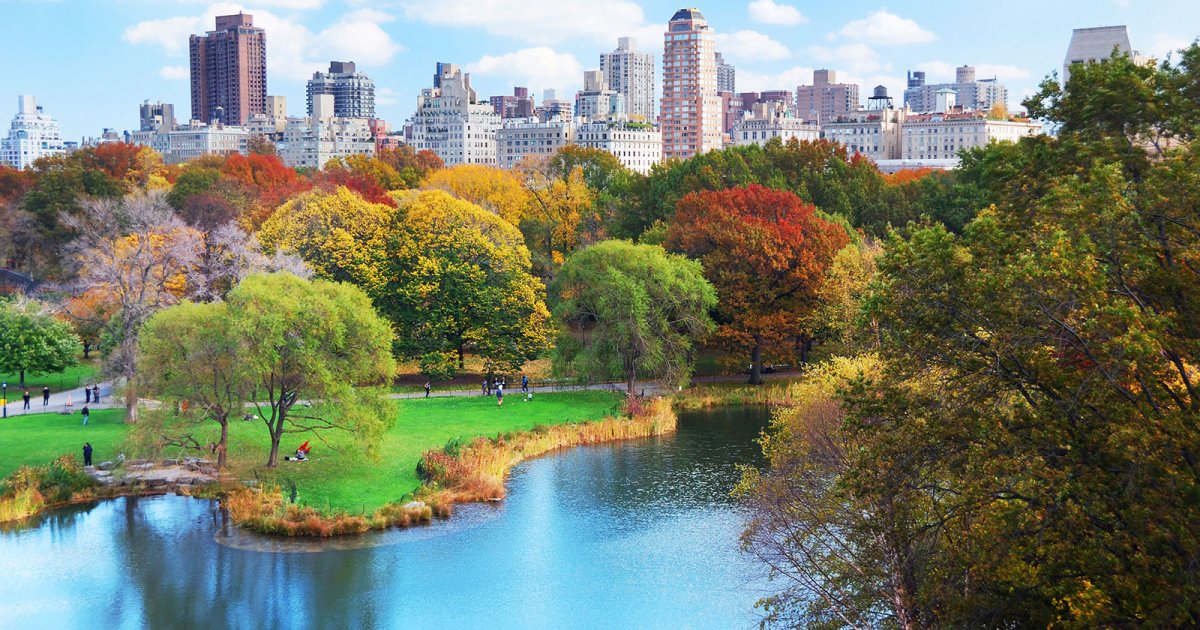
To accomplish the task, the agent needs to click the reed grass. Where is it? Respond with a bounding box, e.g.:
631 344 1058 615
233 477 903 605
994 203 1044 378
0 455 98 523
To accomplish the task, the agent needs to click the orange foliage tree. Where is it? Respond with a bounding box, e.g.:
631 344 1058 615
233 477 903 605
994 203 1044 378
666 185 849 383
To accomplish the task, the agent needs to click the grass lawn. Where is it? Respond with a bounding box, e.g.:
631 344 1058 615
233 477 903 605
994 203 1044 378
0 357 102 392
0 407 127 479
1 391 622 515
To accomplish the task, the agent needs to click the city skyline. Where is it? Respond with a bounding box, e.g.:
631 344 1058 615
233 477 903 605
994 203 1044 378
2 1 1198 138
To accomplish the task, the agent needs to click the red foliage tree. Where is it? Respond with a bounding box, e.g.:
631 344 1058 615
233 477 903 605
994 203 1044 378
313 168 396 207
666 184 849 383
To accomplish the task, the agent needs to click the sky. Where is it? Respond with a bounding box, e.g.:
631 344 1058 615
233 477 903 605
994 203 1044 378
1 0 1198 139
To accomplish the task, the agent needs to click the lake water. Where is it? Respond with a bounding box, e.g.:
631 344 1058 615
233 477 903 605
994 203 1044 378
0 407 772 629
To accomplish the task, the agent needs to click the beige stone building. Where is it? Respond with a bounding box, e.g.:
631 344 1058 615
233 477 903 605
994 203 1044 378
901 113 1041 161
730 102 819 147
796 70 859 124
496 119 575 170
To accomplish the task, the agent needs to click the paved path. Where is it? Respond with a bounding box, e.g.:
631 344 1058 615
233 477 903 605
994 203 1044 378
390 371 802 401
0 381 120 417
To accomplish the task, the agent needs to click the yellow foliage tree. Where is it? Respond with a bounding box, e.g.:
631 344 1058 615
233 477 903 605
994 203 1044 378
517 157 594 275
421 164 530 226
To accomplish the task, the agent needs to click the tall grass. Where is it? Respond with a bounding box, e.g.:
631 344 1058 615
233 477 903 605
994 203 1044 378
0 455 97 523
672 381 805 410
416 397 677 508
224 484 435 537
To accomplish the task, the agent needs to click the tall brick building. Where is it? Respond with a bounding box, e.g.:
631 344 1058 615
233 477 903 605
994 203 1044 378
189 13 266 126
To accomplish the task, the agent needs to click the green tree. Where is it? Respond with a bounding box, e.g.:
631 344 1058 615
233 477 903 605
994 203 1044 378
0 299 82 388
228 273 396 468
379 190 551 375
138 301 242 468
550 240 715 394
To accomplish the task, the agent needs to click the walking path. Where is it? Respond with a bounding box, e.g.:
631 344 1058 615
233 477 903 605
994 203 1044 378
0 381 120 417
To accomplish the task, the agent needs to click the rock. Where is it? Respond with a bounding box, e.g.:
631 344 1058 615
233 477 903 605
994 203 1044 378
145 478 169 487
402 501 426 510
96 460 116 471
129 463 154 471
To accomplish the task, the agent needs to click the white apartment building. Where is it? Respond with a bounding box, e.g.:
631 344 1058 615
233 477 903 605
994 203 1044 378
410 63 501 166
575 70 626 122
600 37 656 122
1 95 65 170
276 96 375 169
901 113 1041 162
822 107 908 162
904 66 1008 114
730 103 820 147
661 8 724 160
1063 25 1140 85
139 121 250 165
496 119 574 170
575 121 662 175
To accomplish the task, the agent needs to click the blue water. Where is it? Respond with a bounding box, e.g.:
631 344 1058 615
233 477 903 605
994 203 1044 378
0 407 771 629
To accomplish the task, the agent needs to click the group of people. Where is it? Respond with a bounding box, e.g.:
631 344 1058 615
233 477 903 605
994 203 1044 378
19 387 50 410
17 383 100 410
482 375 531 406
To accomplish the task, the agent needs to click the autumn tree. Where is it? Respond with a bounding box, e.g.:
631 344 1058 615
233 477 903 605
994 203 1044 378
421 164 530 226
666 185 849 384
378 190 551 377
0 299 82 388
64 191 199 422
229 273 396 468
550 240 715 394
377 146 443 188
517 155 596 276
62 287 118 358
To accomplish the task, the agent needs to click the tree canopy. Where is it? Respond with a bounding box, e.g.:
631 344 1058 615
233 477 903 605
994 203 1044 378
0 299 82 388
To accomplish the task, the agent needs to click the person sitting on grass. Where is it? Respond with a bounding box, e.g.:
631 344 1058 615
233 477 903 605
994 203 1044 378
286 441 312 461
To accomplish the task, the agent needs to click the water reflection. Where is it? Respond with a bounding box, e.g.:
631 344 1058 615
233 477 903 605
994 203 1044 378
0 407 771 629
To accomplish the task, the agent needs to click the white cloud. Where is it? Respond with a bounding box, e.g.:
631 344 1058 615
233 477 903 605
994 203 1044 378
159 65 189 80
914 61 1032 83
178 0 325 8
807 44 887 76
747 0 807 26
123 4 403 82
467 47 584 96
401 0 649 45
715 30 791 61
738 65 815 92
376 87 399 107
838 10 935 46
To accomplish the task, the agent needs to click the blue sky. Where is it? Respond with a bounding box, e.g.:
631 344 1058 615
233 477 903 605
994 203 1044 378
2 0 1197 139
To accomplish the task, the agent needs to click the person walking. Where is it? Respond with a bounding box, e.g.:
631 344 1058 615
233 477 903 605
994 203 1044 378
83 442 93 467
92 384 100 403
81 405 90 426
85 384 92 404
42 387 50 406
424 381 431 398
22 391 30 410
521 374 528 393
496 382 504 406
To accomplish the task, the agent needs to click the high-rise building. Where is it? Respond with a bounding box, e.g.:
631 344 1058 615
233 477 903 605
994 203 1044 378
410 63 501 166
716 52 736 93
600 37 656 122
278 95 376 169
575 70 626 121
795 70 859 123
490 87 535 119
1063 25 1139 84
139 100 175 132
189 13 267 126
903 65 1008 114
306 61 375 119
661 8 724 160
1 95 65 169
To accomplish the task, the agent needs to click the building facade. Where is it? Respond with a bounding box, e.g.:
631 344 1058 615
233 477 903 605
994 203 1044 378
495 119 574 169
661 8 724 160
730 102 819 147
410 63 501 166
1063 25 1138 84
306 61 375 119
716 52 735 94
1 95 65 169
575 70 626 121
796 70 859 123
139 100 176 132
903 65 1008 114
189 13 267 126
135 122 250 165
600 37 656 122
822 107 908 162
901 113 1041 162
490 87 535 119
575 121 662 174
276 102 376 169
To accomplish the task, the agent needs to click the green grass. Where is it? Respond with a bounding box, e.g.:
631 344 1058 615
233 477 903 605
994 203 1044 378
0 407 127 480
0 391 622 514
0 358 101 392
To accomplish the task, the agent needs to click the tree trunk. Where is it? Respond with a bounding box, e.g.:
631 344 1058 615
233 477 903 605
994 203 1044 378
626 369 637 397
749 338 763 385
82 342 91 359
19 369 25 389
267 402 287 468
799 333 812 364
217 419 228 469
458 344 465 370
125 380 139 424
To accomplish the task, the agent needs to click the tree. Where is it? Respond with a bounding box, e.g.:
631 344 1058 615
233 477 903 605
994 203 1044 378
377 146 443 189
666 185 849 384
64 191 199 422
0 299 82 388
550 240 715 394
228 273 396 468
62 287 118 359
421 164 530 227
138 301 242 468
378 190 551 375
518 156 596 276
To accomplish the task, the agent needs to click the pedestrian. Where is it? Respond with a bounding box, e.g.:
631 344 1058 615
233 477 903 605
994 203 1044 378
92 384 100 403
85 384 92 404
521 374 528 393
42 386 50 406
424 381 431 398
81 405 90 426
83 442 93 467
22 391 30 410
496 382 504 406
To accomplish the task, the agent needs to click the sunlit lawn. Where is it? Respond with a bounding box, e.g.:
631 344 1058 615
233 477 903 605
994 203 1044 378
0 357 101 393
1 391 622 514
